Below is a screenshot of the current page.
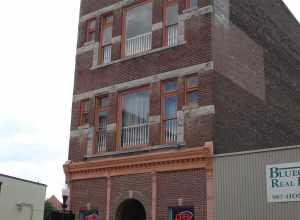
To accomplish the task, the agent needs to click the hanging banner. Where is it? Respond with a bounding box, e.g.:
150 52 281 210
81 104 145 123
266 162 300 202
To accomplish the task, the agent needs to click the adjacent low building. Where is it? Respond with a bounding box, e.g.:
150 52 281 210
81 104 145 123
0 174 47 220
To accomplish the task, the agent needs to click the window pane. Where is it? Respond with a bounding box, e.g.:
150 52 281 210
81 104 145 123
164 96 177 119
166 4 178 26
105 15 113 24
98 112 108 129
83 101 89 112
83 113 89 124
187 77 199 88
187 91 200 104
121 91 150 146
126 3 153 39
191 0 198 8
100 97 109 108
103 26 112 45
164 81 177 92
87 32 96 42
88 19 96 29
122 91 149 126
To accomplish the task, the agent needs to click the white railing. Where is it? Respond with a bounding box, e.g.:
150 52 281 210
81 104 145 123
96 131 107 152
121 123 149 147
103 45 112 64
96 116 107 152
125 32 152 56
167 24 178 46
165 118 177 143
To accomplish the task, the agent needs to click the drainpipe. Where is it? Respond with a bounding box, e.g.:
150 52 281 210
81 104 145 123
16 202 34 220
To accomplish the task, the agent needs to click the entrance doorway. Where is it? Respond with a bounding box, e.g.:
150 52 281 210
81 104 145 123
116 199 146 220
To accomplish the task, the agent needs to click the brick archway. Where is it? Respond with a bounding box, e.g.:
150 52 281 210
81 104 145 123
116 199 146 220
112 191 150 220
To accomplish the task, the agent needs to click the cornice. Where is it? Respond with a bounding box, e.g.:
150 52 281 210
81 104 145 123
64 142 213 181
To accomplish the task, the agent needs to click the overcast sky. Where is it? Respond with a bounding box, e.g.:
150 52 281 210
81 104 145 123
0 1 299 200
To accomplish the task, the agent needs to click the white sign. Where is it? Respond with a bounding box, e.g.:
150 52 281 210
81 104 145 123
266 162 300 202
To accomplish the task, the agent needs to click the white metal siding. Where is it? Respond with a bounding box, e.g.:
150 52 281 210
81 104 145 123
214 146 300 220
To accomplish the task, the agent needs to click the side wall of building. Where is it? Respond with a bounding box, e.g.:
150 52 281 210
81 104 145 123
212 0 300 153
214 146 300 220
0 176 46 220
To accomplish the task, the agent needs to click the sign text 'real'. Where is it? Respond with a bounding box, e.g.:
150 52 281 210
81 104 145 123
266 162 300 203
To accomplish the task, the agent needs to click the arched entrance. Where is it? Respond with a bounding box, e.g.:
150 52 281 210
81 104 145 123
116 199 146 220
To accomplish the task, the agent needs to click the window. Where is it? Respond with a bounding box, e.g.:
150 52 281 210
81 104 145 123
80 100 90 125
162 80 177 143
185 76 200 105
124 2 153 56
186 0 198 9
119 88 150 148
94 96 109 152
164 1 179 46
100 15 113 64
85 18 97 42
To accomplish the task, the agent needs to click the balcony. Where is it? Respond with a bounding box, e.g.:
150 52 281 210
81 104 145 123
125 32 152 57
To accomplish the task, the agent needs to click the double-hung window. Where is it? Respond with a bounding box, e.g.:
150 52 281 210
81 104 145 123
185 76 200 105
100 15 113 64
124 2 153 56
85 18 96 42
164 1 179 46
162 80 178 143
119 88 150 148
94 96 109 152
80 100 90 125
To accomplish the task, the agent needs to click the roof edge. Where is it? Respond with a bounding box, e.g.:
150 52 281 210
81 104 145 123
0 173 47 187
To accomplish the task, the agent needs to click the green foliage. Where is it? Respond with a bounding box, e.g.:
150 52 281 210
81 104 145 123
44 201 57 220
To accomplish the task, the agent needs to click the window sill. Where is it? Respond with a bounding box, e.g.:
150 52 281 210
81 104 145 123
182 7 199 14
78 124 89 130
83 40 95 47
84 142 186 160
182 103 200 111
90 41 187 70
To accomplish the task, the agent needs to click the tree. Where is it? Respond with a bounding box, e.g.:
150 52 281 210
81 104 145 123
44 201 56 220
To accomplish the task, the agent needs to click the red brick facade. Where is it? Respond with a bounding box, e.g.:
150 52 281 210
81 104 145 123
66 0 214 219
69 169 207 220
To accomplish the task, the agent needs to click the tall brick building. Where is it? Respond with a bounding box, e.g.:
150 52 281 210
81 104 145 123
64 0 300 219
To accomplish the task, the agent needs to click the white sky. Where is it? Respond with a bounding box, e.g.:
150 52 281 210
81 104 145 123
0 0 299 201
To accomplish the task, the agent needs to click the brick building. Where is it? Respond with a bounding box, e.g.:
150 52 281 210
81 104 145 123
64 0 300 219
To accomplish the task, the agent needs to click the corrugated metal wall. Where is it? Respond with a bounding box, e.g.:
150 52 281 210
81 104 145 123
214 146 300 220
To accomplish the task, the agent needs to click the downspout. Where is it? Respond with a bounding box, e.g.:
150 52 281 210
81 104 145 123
17 203 34 220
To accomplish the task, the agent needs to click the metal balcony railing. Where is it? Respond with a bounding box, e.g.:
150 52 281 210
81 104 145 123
121 123 149 147
96 116 107 152
167 24 179 47
103 45 112 64
125 32 152 56
96 131 107 152
164 118 177 143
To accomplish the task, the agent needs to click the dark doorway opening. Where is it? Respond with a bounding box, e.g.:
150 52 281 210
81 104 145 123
116 199 146 220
